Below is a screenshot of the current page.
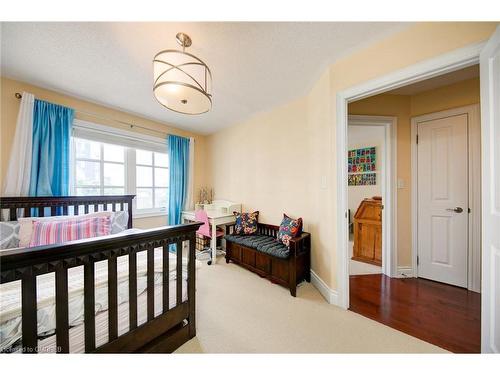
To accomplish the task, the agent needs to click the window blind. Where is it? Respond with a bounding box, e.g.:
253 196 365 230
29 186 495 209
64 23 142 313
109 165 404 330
72 119 167 153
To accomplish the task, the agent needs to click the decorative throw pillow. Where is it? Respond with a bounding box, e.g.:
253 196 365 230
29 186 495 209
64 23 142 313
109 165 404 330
0 221 21 249
277 214 303 246
233 211 259 235
18 211 113 247
110 211 129 234
28 216 111 247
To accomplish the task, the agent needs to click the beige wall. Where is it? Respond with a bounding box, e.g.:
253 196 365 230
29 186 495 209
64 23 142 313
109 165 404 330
348 77 480 267
206 22 496 290
0 77 208 228
410 77 481 116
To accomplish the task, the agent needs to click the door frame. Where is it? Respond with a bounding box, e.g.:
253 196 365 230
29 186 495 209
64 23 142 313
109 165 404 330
479 25 500 353
348 115 397 277
410 105 481 292
336 41 484 310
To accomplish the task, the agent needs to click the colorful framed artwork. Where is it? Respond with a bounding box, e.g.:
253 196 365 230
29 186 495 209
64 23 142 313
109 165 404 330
348 146 377 186
347 146 376 173
348 172 376 186
348 173 377 186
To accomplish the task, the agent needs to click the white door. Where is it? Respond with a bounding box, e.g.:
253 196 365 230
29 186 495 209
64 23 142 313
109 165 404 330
417 114 468 288
480 25 500 353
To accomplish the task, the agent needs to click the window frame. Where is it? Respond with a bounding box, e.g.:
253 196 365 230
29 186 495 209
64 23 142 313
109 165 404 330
70 120 169 219
72 139 127 196
134 150 169 216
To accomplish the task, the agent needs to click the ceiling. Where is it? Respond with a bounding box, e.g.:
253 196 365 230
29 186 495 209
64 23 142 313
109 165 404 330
387 64 479 95
1 22 410 134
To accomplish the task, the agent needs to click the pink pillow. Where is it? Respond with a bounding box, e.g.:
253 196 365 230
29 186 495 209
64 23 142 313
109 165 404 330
18 211 113 247
29 216 111 247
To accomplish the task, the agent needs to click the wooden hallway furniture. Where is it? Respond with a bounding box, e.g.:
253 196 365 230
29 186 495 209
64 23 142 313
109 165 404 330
225 223 311 297
352 196 382 266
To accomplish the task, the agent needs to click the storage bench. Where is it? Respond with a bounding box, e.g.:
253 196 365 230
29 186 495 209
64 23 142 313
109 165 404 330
225 223 311 296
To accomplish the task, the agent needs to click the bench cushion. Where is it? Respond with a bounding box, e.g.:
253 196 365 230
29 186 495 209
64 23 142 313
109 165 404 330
225 234 290 259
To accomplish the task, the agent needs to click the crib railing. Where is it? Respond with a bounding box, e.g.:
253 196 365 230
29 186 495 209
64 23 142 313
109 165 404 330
0 222 201 353
0 195 135 228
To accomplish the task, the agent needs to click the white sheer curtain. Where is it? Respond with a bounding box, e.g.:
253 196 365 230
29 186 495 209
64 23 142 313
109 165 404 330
183 137 195 210
3 92 34 196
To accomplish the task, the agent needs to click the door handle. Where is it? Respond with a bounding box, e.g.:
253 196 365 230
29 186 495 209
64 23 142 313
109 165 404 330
446 207 463 213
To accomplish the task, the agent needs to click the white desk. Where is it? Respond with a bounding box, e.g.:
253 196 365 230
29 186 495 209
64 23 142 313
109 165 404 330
181 210 236 265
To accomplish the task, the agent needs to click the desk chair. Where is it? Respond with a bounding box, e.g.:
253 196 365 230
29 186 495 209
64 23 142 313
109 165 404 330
195 210 225 265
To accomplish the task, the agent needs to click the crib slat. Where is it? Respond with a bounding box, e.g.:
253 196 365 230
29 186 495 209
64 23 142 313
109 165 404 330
188 235 196 337
162 245 169 313
176 241 183 306
84 262 95 352
108 256 118 340
112 203 116 212
84 204 89 214
55 266 69 353
74 205 79 215
63 205 68 215
147 247 154 321
10 208 17 221
38 207 44 217
51 206 57 216
94 204 98 212
21 270 37 353
129 251 137 330
24 207 32 218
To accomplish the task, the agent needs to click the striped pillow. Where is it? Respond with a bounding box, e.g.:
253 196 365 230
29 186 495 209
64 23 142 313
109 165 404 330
29 216 111 247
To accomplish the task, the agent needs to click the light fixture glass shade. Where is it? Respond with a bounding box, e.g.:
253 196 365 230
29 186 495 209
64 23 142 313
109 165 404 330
153 50 212 115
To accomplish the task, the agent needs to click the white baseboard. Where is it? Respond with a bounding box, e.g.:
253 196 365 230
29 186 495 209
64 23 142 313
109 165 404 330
310 270 339 306
397 266 414 278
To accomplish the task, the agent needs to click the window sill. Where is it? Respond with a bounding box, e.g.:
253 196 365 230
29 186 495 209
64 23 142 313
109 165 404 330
133 211 168 219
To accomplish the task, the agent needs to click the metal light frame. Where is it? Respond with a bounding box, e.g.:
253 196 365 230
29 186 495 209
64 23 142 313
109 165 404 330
153 33 212 115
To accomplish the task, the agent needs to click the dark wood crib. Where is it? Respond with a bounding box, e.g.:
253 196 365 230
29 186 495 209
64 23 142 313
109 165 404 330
0 195 201 353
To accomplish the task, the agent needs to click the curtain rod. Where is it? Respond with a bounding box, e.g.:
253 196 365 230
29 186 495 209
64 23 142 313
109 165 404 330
14 92 171 138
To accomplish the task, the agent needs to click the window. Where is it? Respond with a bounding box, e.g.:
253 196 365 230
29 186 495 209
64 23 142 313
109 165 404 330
135 149 169 211
74 138 126 196
72 135 169 217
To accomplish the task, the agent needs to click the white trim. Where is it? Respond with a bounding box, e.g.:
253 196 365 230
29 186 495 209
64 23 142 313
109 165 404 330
336 42 483 310
133 211 168 219
410 118 418 280
410 104 481 292
340 42 484 103
73 119 166 152
310 270 339 306
480 25 500 354
348 115 398 278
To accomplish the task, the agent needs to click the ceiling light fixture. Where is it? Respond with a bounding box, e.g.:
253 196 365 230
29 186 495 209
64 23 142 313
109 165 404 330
153 32 212 115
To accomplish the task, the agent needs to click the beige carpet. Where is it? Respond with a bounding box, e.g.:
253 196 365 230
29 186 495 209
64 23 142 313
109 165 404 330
175 259 447 353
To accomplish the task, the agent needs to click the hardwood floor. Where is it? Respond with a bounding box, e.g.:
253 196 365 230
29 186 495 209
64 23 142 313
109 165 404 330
349 274 481 353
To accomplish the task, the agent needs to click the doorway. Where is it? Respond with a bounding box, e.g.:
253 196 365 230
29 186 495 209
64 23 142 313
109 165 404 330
347 116 396 278
343 63 482 352
335 44 484 311
338 27 500 354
